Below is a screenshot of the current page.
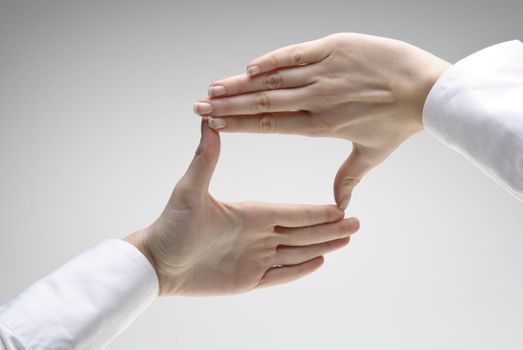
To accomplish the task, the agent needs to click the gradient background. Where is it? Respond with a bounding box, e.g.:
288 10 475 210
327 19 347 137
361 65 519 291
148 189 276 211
1 0 522 349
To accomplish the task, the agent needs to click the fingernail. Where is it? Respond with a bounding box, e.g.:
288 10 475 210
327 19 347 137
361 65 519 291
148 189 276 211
247 65 261 76
208 85 226 97
208 117 226 130
193 102 213 115
339 194 351 211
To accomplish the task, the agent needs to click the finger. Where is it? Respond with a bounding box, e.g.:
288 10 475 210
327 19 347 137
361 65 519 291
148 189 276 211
246 39 329 77
208 64 319 98
259 203 344 228
274 237 350 266
207 111 318 136
175 119 220 201
257 256 324 288
277 217 359 246
334 144 380 211
194 88 311 117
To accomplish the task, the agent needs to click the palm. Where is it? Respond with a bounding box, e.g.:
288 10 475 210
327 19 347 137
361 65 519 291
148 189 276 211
155 196 268 295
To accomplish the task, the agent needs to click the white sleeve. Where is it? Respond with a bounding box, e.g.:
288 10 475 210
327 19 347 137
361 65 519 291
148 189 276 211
422 40 523 201
0 239 159 350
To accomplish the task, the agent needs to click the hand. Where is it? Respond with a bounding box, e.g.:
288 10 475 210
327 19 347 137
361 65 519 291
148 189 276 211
124 120 359 296
194 33 451 209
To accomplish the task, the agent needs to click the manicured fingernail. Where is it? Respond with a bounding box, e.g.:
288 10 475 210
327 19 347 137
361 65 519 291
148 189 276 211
208 117 226 130
247 65 261 76
339 194 351 211
193 102 213 115
208 85 226 97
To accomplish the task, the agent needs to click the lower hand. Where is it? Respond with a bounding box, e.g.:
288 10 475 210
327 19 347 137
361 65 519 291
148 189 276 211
125 120 359 296
194 33 451 209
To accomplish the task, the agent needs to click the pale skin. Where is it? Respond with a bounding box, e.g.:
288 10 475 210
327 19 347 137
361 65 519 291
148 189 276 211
193 33 452 209
125 120 360 296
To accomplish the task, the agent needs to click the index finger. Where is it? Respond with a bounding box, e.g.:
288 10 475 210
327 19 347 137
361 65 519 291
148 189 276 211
259 203 344 227
246 38 329 77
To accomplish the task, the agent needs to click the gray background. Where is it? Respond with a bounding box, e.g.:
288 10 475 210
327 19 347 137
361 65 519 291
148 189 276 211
1 0 522 349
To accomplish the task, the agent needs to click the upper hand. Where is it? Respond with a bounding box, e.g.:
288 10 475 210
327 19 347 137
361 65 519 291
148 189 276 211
194 33 451 209
125 120 359 296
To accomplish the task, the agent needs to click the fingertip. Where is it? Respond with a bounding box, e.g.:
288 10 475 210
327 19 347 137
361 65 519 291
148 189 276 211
330 204 346 220
301 256 325 272
347 217 360 232
324 205 345 224
324 238 351 252
200 118 221 157
342 194 352 211
300 256 324 278
334 236 351 247
307 255 324 267
179 118 222 198
202 117 220 136
194 100 214 116
333 180 353 211
314 255 325 267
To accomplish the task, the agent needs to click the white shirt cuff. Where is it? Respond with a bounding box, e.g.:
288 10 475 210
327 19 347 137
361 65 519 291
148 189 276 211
0 239 159 349
422 40 523 200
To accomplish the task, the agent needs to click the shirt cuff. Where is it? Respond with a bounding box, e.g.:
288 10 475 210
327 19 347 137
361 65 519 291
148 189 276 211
0 239 159 350
422 40 523 200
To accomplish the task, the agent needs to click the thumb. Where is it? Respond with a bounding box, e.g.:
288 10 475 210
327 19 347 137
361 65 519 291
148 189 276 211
177 118 221 200
334 144 375 211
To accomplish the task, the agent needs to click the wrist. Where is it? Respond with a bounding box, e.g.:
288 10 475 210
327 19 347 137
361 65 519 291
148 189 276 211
124 226 187 296
414 56 452 128
123 228 160 282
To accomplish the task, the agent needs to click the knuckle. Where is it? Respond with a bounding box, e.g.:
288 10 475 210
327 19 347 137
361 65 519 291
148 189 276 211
327 32 352 43
316 88 339 105
194 141 204 157
262 234 277 249
302 227 313 242
216 99 230 115
290 46 305 65
305 116 329 137
258 113 276 133
174 180 192 196
326 33 343 41
171 181 198 208
326 206 341 221
268 54 279 69
236 115 244 130
262 206 280 227
254 92 271 112
265 72 283 90
262 252 276 268
276 229 291 245
302 209 313 226
342 177 361 188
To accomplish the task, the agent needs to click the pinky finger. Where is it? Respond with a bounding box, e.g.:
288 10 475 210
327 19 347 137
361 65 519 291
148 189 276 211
257 256 324 288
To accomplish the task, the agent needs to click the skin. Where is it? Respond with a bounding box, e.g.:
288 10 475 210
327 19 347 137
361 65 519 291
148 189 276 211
124 120 360 296
193 33 452 210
